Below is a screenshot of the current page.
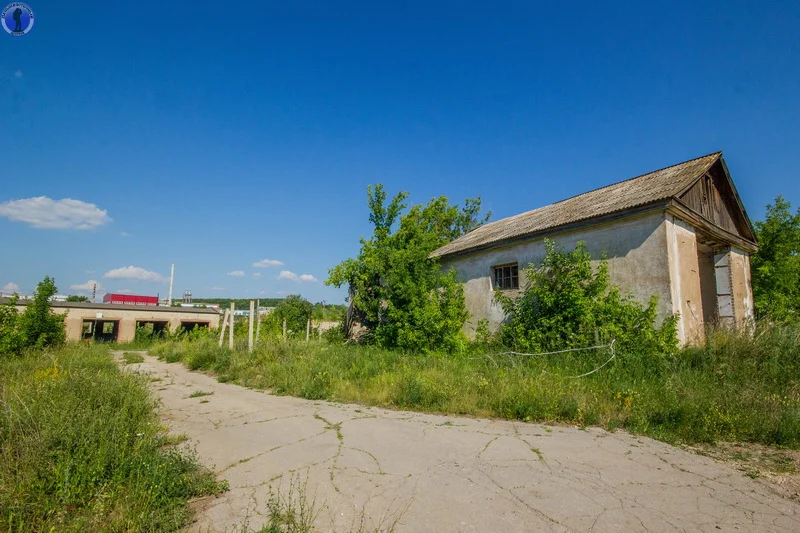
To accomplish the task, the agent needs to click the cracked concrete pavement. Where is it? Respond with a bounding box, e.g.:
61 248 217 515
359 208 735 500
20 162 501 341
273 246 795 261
119 352 800 532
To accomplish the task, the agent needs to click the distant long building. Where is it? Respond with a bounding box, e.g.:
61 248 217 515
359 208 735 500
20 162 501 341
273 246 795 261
103 293 159 306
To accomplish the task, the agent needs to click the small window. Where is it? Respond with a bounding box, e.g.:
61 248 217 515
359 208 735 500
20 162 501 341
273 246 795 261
493 263 519 290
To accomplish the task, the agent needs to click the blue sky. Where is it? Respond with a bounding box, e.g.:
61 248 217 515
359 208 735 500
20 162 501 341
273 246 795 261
1 1 799 303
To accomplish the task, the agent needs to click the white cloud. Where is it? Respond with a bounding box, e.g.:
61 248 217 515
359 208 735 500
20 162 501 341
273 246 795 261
227 270 245 277
277 270 318 283
14 70 22 78
116 289 133 294
85 270 96 275
253 259 284 268
70 279 102 291
120 231 130 237
0 197 111 230
211 286 225 291
252 272 262 279
103 266 165 282
2 282 19 292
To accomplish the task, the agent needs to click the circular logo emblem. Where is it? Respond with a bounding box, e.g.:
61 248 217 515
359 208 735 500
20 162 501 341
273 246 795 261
2 3 34 36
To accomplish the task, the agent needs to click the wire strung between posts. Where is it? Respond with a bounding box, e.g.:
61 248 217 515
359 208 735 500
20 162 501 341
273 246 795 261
469 339 616 378
490 340 614 358
564 340 616 379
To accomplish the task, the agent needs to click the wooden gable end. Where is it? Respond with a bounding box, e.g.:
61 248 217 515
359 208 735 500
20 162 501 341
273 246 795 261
677 160 755 244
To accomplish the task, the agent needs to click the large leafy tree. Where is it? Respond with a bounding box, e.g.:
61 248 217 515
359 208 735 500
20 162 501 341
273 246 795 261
327 184 489 353
751 196 800 320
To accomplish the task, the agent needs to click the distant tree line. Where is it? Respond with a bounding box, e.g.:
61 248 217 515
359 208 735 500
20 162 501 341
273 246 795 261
191 298 285 309
190 297 345 321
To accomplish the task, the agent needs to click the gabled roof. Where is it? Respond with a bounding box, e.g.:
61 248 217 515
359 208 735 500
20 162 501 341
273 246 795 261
432 152 751 259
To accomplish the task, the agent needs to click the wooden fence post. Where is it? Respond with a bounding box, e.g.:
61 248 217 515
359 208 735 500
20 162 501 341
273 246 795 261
306 319 310 342
282 318 287 340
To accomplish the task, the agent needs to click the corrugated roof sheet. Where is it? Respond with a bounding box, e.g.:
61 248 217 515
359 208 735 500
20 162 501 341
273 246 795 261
432 152 722 258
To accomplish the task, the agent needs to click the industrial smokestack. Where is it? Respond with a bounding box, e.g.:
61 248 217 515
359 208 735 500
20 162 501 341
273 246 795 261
167 263 175 306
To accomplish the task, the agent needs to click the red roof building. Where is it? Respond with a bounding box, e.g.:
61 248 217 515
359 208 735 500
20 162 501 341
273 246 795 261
102 293 159 306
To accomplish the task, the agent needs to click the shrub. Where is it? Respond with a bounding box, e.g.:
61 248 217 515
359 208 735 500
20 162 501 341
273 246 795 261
497 239 678 356
0 295 25 355
0 277 65 356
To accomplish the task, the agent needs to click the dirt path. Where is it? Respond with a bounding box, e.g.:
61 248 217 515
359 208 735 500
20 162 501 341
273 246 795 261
118 352 800 532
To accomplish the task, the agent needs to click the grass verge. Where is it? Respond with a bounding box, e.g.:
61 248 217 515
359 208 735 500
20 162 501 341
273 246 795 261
122 351 145 364
0 344 227 532
149 322 800 449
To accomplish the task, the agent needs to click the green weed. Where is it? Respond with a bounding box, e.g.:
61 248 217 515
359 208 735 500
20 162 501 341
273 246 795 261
0 344 226 531
149 321 800 448
122 351 144 364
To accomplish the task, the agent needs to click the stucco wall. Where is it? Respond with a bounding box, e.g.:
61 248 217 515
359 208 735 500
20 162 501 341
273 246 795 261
13 303 220 342
665 217 706 344
730 247 754 325
440 211 674 335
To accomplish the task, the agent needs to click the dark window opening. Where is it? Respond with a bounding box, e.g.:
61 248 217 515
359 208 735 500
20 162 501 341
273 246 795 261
493 263 519 290
136 321 169 338
82 319 119 342
180 321 209 333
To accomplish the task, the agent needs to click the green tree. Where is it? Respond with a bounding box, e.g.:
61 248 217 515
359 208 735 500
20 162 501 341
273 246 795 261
0 277 65 354
272 295 313 337
65 295 89 302
751 196 800 321
497 240 677 355
18 276 65 349
327 184 490 353
0 295 24 355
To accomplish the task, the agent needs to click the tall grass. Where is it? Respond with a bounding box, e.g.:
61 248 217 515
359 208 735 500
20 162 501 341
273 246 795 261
150 322 800 448
0 344 226 532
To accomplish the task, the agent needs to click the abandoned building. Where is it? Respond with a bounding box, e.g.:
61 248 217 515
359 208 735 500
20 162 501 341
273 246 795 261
431 152 757 344
1 298 220 343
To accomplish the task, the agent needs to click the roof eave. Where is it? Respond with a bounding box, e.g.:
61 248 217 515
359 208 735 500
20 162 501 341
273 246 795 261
432 200 671 261
717 157 758 244
667 200 758 253
672 154 757 245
